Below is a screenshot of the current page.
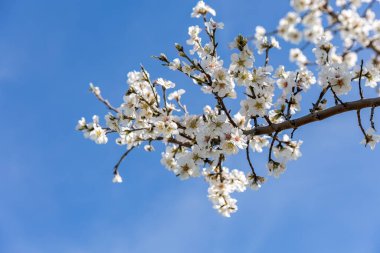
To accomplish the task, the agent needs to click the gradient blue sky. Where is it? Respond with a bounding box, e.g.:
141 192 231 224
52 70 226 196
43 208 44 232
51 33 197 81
1 0 380 252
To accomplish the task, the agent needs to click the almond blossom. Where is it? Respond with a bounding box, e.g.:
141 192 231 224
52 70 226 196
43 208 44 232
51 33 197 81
77 0 380 217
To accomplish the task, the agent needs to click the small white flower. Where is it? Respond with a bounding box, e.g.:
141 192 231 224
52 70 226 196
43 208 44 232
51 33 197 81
89 82 101 95
169 58 181 70
156 78 175 89
144 145 155 152
247 174 266 190
168 89 186 101
205 18 224 33
273 135 302 162
227 128 247 150
76 117 86 131
267 160 286 178
191 1 216 18
230 52 254 72
112 172 123 183
89 125 108 144
361 128 380 150
250 136 270 153
289 48 307 66
187 25 202 45
319 63 353 95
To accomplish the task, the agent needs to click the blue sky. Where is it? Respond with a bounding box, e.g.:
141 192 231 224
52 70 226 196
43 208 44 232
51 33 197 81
0 0 379 252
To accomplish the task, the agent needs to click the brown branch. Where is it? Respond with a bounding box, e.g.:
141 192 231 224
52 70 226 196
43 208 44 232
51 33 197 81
264 47 270 66
91 88 119 114
217 97 238 128
113 146 135 175
245 140 257 178
290 127 298 138
216 154 225 182
358 59 364 100
268 132 279 162
244 97 380 136
141 65 160 108
310 86 330 113
370 106 376 130
162 86 168 114
357 109 369 143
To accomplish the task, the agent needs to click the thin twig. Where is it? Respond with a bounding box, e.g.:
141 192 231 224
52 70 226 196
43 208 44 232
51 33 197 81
358 59 364 100
370 106 376 130
264 47 270 66
290 127 298 138
268 132 279 162
141 65 160 108
357 109 369 143
91 89 119 114
113 146 136 175
216 154 225 182
311 86 330 113
162 86 168 115
330 86 346 106
217 97 238 128
246 140 257 178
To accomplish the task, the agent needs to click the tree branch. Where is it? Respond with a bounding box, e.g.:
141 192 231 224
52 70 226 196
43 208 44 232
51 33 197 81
356 109 368 142
244 97 380 136
358 59 364 100
113 147 135 175
245 140 257 178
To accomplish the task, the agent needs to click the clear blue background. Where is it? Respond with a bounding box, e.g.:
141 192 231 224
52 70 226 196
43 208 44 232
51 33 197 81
1 0 379 252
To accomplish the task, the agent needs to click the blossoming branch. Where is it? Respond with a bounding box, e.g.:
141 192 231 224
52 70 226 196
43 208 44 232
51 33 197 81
77 0 380 217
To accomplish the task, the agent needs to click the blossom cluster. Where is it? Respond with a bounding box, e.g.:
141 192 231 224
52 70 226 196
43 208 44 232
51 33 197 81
77 0 380 217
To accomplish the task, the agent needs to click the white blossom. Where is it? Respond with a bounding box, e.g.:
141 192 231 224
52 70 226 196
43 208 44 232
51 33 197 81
112 172 123 183
169 58 181 70
361 128 380 150
191 1 216 18
168 89 186 101
77 0 380 218
156 78 175 89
